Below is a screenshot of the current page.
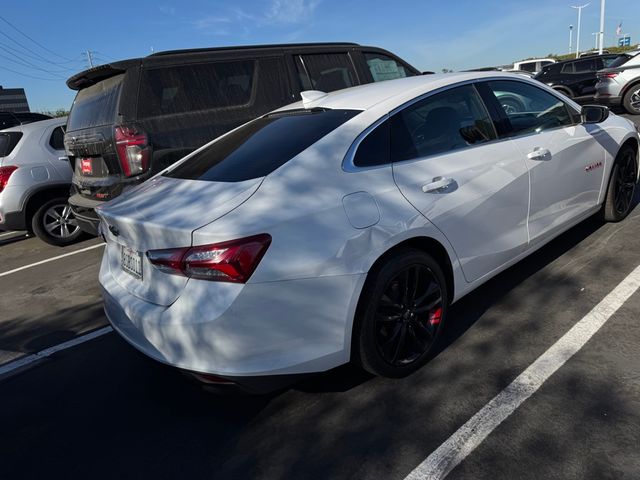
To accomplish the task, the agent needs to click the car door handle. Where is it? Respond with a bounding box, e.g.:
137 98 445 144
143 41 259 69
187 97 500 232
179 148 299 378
58 156 69 162
422 177 455 193
527 148 551 161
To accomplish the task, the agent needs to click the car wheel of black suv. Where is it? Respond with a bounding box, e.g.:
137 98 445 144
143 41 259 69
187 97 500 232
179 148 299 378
31 198 84 246
601 145 638 222
354 248 448 378
622 85 640 115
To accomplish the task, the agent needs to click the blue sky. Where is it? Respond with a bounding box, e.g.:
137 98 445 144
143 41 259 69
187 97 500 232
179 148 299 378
1 0 639 111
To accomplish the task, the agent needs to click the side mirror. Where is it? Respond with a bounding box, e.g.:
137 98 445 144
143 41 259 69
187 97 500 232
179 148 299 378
581 105 609 124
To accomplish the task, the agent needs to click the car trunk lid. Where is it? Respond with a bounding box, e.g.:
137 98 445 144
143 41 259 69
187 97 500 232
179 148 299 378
97 175 262 306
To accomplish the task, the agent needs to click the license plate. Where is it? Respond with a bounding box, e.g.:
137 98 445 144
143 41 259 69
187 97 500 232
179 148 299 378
121 245 143 280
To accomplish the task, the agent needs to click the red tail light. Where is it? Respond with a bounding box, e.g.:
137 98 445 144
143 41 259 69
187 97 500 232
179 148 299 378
147 234 272 283
599 72 619 79
115 125 150 177
0 166 18 193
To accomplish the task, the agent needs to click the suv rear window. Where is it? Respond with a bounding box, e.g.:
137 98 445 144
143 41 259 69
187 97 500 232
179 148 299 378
67 74 123 131
0 132 23 157
165 108 360 182
138 60 257 118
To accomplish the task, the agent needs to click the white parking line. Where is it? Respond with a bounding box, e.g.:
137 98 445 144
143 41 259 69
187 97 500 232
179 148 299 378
404 265 640 480
0 326 113 379
0 243 105 278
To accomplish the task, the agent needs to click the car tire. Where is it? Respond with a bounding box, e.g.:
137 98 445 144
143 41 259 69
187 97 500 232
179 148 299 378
31 198 84 246
354 248 448 378
622 85 640 115
601 145 638 222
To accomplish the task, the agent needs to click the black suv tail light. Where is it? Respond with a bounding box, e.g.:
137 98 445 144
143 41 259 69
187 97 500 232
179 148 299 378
115 125 150 177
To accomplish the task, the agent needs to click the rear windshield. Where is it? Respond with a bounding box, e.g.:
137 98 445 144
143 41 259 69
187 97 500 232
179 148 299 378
0 132 23 157
67 74 123 131
607 53 636 69
165 108 360 182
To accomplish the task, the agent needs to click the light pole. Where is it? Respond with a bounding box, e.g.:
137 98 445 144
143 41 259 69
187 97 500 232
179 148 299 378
571 3 590 59
569 24 574 54
598 0 606 54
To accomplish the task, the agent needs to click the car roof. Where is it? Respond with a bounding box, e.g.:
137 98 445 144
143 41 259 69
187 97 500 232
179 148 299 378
273 71 528 113
0 116 66 133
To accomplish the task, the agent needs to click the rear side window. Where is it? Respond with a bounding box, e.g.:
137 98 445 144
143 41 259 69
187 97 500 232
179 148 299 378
67 74 123 131
138 60 257 118
519 62 536 72
297 54 357 92
353 120 390 167
49 126 65 150
389 84 496 162
573 59 596 73
0 132 23 157
561 63 575 74
364 52 412 82
165 109 360 182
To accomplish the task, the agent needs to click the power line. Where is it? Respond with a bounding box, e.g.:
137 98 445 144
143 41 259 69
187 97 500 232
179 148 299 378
0 64 64 81
0 28 80 69
0 49 66 79
0 13 73 61
0 40 83 70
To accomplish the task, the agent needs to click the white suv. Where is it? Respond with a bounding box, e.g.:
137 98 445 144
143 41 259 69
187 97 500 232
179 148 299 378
0 117 82 245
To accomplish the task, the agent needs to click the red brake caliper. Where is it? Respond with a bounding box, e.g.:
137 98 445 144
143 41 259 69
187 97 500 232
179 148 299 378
428 307 443 326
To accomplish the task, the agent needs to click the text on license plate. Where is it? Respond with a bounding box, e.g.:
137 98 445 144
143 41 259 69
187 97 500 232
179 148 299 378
121 245 143 280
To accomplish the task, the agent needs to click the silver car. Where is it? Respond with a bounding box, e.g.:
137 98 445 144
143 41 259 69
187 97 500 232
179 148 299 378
595 50 640 114
0 117 82 245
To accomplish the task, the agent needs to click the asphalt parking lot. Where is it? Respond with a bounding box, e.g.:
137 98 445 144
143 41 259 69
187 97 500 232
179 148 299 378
1 114 640 480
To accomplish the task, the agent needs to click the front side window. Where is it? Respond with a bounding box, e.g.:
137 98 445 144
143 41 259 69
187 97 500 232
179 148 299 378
561 62 575 74
389 84 497 162
487 80 573 137
298 53 357 92
364 52 412 82
166 108 360 182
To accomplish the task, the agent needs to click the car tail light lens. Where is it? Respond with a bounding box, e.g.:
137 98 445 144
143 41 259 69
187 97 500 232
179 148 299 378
80 158 93 175
115 125 150 177
599 72 619 79
0 166 18 193
147 234 272 283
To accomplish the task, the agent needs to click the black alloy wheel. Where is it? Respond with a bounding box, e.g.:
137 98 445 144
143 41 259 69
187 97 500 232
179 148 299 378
602 145 637 222
355 249 448 378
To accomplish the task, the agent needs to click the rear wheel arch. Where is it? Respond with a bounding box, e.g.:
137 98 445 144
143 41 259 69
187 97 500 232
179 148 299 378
552 85 573 97
23 185 72 228
621 79 640 101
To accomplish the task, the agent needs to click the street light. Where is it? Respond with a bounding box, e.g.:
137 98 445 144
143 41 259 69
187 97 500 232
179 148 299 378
571 3 590 59
569 24 574 54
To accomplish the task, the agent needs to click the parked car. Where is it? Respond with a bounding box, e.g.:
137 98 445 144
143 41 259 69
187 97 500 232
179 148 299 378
535 53 629 102
0 117 82 245
595 51 640 114
97 72 639 392
513 58 556 74
64 42 421 236
0 111 52 130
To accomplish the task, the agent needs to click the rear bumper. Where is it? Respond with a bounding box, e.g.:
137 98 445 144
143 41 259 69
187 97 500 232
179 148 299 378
68 194 103 236
0 210 27 231
99 252 365 379
594 93 622 108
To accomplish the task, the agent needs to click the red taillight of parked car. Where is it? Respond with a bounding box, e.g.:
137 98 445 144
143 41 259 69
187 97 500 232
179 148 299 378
0 166 18 193
114 125 150 177
147 234 272 283
598 72 619 79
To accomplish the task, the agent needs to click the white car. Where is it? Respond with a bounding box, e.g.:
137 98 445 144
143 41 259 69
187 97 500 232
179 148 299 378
98 72 639 392
513 58 556 74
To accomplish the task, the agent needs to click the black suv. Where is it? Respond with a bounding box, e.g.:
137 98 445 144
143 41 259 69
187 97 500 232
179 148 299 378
534 53 631 102
64 42 419 235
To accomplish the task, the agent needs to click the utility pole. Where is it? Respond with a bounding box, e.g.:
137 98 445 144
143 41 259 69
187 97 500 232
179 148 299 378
571 3 590 59
569 25 574 54
85 50 94 68
598 0 606 54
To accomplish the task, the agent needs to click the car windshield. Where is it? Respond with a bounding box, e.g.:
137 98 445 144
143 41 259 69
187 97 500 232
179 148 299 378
164 108 361 182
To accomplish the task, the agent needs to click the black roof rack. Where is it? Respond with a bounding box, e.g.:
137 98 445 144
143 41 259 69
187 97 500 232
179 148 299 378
148 42 361 57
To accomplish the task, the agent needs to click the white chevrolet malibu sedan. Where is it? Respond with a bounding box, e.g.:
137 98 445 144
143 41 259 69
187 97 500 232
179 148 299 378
98 72 639 392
